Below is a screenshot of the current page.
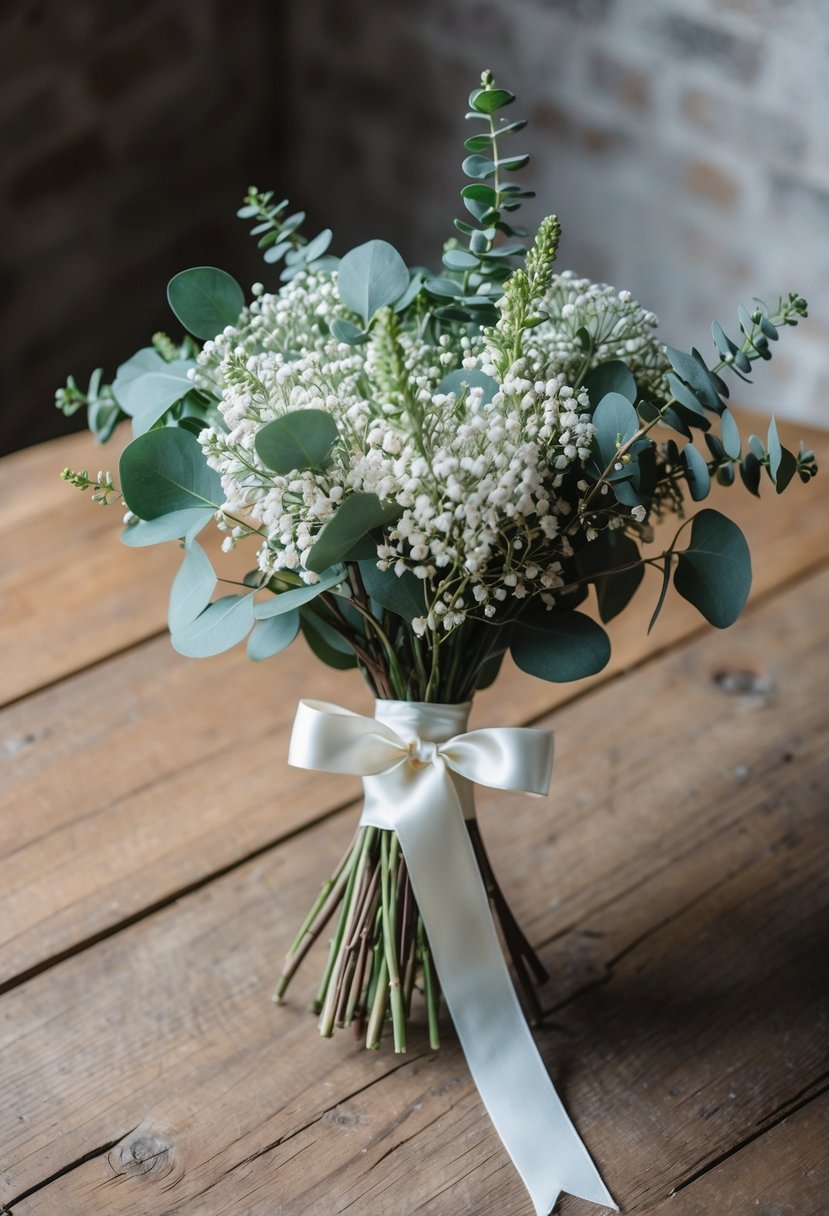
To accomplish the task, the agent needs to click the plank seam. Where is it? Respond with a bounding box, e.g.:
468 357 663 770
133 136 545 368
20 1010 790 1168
4 1126 139 1210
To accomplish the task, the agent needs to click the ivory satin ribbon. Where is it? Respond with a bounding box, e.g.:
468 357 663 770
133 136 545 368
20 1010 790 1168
289 697 617 1215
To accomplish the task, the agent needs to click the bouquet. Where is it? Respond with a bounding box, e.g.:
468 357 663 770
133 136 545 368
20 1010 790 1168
59 71 816 1213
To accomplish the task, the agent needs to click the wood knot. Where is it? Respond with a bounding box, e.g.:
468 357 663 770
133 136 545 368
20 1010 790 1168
712 667 775 701
111 1133 173 1178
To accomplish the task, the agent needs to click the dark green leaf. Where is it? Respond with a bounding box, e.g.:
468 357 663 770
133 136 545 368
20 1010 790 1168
591 392 639 467
584 360 637 405
575 530 644 623
247 610 300 661
358 560 426 621
773 446 798 493
475 650 505 691
648 553 674 634
337 240 409 325
717 463 735 486
674 509 751 628
511 610 611 683
461 183 498 206
306 492 402 574
469 87 515 113
167 267 245 340
120 428 222 519
666 346 727 412
462 154 498 180
496 154 529 172
300 610 357 670
171 593 256 657
254 408 339 474
740 452 762 496
682 443 712 501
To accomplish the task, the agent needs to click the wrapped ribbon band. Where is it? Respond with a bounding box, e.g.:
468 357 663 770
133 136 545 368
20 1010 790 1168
289 698 617 1215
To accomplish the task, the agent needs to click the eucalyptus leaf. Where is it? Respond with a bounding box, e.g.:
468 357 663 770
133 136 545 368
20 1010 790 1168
584 361 636 405
666 346 726 413
591 392 639 468
511 610 611 682
300 610 358 670
167 267 245 340
247 610 300 661
330 318 369 345
443 248 480 271
475 650 505 690
774 446 798 493
168 541 217 633
306 493 402 574
301 228 333 264
682 443 712 501
171 593 256 658
767 416 782 483
673 509 751 628
575 531 644 623
254 408 339 474
120 428 222 519
113 351 194 432
469 87 515 113
337 240 409 326
721 408 741 460
436 368 499 405
121 506 214 547
462 154 498 179
255 565 345 618
358 560 426 621
740 452 762 497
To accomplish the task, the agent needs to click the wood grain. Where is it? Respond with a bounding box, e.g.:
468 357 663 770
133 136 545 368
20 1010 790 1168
3 568 827 1214
2 418 828 985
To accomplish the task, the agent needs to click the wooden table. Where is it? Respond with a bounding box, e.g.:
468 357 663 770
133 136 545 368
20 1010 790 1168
2 417 828 1216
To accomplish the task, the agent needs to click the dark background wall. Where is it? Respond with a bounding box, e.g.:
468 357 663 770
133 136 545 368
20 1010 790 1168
2 0 828 456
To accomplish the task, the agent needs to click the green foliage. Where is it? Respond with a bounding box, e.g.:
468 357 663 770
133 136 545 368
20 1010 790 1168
673 509 751 628
171 593 256 658
255 565 345 618
247 610 300 661
427 69 534 326
300 607 358 670
121 507 214 547
511 608 611 682
306 493 403 574
574 530 644 623
168 541 217 633
112 349 196 435
583 360 637 405
167 267 246 340
436 368 499 405
119 427 222 519
358 560 426 621
238 187 335 280
337 240 410 327
55 368 125 443
255 409 339 475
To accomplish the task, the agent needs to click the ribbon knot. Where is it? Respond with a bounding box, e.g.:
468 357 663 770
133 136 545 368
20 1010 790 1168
288 698 616 1216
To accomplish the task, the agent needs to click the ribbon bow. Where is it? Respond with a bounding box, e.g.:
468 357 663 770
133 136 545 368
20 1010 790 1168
289 698 616 1215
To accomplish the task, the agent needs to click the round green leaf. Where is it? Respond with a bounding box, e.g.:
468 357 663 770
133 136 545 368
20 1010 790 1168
337 240 409 326
575 531 644 623
462 154 498 180
171 593 255 657
300 611 357 670
119 428 222 519
168 541 217 633
305 493 402 574
358 560 426 622
247 610 300 661
330 318 369 345
584 360 636 405
254 409 339 475
591 392 639 468
511 610 611 683
673 509 751 628
436 369 499 405
167 267 245 340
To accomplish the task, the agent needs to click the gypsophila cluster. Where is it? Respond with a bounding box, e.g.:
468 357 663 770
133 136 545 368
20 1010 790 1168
196 264 626 631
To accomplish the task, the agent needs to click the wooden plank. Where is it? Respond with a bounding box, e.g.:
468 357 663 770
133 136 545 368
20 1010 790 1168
2 416 828 708
3 419 829 984
3 567 827 1212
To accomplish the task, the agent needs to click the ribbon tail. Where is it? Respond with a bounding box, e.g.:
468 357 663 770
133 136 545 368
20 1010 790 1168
362 760 616 1214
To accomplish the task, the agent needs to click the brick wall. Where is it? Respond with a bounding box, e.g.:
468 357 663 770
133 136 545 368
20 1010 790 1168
281 0 829 428
3 0 827 455
0 0 283 454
